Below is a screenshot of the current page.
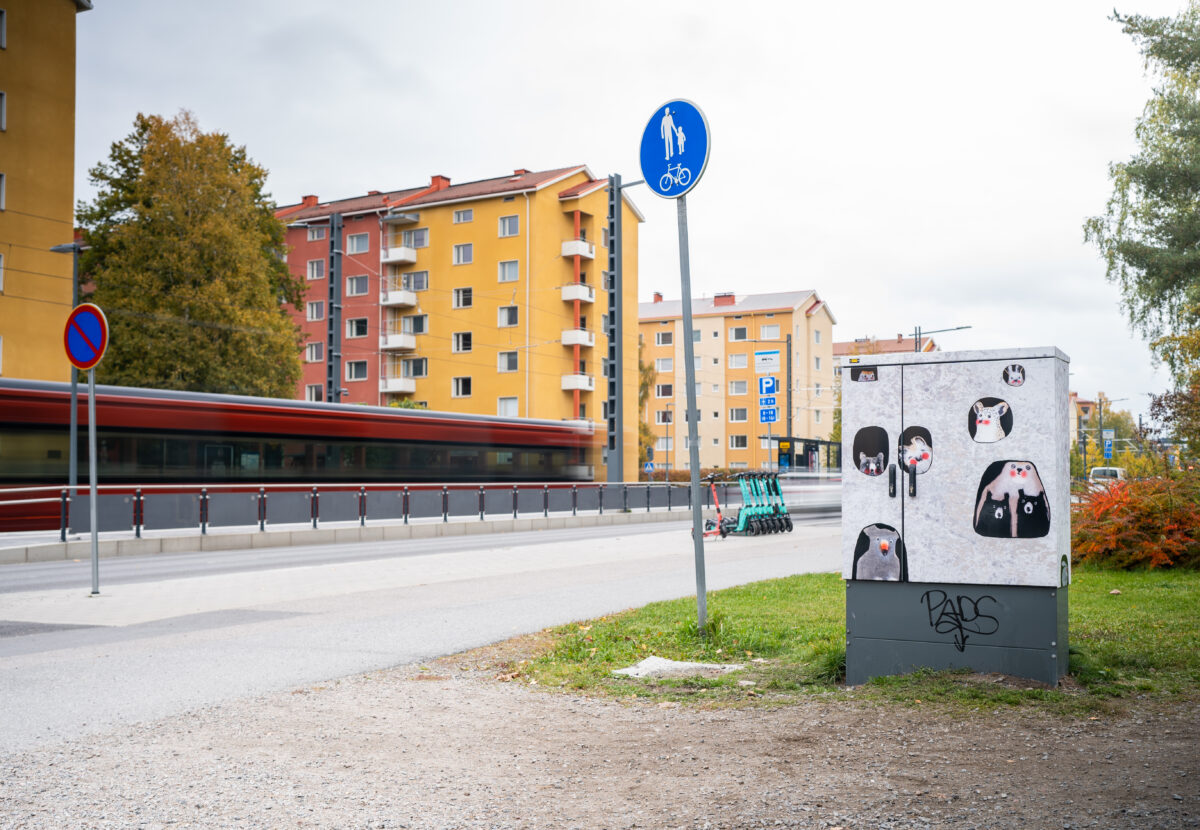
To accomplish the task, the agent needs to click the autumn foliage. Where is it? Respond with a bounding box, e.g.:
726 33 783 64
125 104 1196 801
1072 471 1200 569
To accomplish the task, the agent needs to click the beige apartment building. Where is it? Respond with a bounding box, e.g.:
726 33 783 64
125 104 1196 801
639 290 836 472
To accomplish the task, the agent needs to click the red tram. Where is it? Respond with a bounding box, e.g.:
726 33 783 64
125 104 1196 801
0 379 593 531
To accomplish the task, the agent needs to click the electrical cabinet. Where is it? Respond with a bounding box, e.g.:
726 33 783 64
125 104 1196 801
840 347 1070 685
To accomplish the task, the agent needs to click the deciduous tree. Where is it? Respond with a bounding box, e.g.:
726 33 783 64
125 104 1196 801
78 111 304 397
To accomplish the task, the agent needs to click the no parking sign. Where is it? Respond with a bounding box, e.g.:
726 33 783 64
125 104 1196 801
64 303 109 370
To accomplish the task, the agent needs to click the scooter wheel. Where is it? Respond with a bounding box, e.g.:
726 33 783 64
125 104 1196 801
719 525 728 538
785 516 793 532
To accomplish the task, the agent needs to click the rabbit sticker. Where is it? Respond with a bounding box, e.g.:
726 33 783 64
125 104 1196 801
1003 364 1025 387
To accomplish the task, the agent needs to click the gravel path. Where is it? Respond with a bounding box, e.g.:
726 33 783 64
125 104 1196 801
2 658 1196 829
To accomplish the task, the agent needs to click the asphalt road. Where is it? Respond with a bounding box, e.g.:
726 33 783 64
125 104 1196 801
0 518 840 754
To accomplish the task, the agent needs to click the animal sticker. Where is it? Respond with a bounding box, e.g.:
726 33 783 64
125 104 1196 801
968 398 1013 443
1003 364 1025 387
850 366 878 382
972 460 1051 538
898 426 932 475
851 426 889 477
852 523 908 581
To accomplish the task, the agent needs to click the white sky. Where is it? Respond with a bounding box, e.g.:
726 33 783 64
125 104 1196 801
75 0 1189 425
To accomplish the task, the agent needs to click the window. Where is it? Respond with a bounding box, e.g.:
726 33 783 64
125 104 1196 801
761 437 774 450
655 357 673 373
498 305 518 327
692 329 701 343
305 342 324 362
729 380 747 395
814 382 822 397
655 383 673 398
498 259 519 282
761 324 780 340
346 318 368 338
498 351 518 372
401 314 426 334
306 301 324 321
401 357 427 378
307 226 326 242
656 331 673 346
453 208 473 224
0 91 6 131
729 408 748 422
730 435 749 450
346 361 368 381
305 384 323 402
453 287 473 308
346 275 368 296
0 172 5 210
814 329 822 344
452 377 472 397
655 409 673 425
729 326 747 341
346 233 369 254
815 410 823 424
401 228 428 248
601 227 609 248
453 243 473 265
306 259 325 280
655 436 674 452
498 215 519 237
693 356 702 370
814 356 822 371
728 353 748 369
402 271 428 291
0 252 4 291
453 331 472 353
497 397 518 417
730 461 749 470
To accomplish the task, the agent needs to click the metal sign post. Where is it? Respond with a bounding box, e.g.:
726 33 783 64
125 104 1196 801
641 99 711 631
64 303 109 596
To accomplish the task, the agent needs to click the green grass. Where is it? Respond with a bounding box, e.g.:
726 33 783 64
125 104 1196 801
515 567 1200 715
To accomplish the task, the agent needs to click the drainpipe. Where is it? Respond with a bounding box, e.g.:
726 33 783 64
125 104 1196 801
524 192 531 417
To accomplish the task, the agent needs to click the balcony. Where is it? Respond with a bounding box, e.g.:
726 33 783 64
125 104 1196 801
379 376 416 394
380 288 417 307
562 238 595 259
382 211 419 225
561 373 594 392
560 283 595 304
379 332 417 351
561 328 595 348
381 245 417 266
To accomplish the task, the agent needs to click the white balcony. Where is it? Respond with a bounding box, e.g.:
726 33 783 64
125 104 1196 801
560 283 595 303
380 246 417 266
561 373 594 392
379 332 417 351
562 239 595 259
561 328 595 348
382 212 419 225
380 288 417 307
379 376 416 394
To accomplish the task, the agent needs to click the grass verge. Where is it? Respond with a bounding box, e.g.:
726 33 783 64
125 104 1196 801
499 567 1200 716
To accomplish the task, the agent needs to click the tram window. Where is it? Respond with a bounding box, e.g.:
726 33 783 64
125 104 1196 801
204 445 233 476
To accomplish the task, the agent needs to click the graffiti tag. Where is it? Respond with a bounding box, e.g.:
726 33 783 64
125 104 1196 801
920 590 1000 652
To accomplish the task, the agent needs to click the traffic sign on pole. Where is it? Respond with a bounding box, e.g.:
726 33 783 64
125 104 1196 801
640 99 710 199
64 303 109 371
644 461 655 476
760 408 778 424
754 349 780 374
758 376 778 396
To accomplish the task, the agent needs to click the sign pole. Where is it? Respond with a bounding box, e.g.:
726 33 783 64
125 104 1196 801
87 367 99 596
677 194 707 631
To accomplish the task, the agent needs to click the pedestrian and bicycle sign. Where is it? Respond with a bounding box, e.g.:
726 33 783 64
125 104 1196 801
640 99 710 199
64 303 109 370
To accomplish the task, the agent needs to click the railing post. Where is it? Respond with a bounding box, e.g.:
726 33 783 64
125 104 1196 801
598 483 604 515
571 485 578 516
623 483 628 512
442 485 449 523
543 484 549 518
200 488 208 535
666 482 671 512
60 489 69 542
512 485 519 519
311 486 319 529
402 486 410 524
134 488 143 538
258 487 267 532
359 486 366 527
646 483 651 512
479 485 486 521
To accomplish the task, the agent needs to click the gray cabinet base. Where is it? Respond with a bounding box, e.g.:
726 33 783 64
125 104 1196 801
845 580 1068 687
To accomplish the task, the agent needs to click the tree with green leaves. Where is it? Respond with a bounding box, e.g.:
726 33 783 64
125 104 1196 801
637 340 657 468
78 111 304 397
1084 4 1200 452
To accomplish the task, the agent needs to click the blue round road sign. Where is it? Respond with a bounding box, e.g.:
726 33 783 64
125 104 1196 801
639 99 710 199
64 303 109 370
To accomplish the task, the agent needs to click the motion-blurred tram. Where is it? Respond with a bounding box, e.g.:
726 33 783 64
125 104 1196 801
0 379 593 529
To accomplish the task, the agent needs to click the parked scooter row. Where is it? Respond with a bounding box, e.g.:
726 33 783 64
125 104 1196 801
702 472 793 538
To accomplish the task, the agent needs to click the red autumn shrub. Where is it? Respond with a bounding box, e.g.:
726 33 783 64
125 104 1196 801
1071 471 1200 569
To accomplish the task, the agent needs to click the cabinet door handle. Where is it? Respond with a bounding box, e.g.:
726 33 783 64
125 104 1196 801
908 463 917 497
888 463 897 498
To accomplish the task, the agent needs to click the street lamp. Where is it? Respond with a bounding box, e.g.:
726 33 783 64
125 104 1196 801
664 401 674 482
50 241 83 529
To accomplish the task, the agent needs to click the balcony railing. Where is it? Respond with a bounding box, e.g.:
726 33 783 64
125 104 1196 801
380 332 417 351
560 283 595 303
561 328 595 348
381 245 417 265
379 376 416 394
561 373 594 392
562 238 595 259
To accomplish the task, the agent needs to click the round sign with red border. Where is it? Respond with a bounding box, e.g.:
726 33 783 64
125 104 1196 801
64 303 110 371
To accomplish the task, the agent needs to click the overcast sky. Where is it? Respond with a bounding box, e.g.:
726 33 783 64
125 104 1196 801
75 0 1188 424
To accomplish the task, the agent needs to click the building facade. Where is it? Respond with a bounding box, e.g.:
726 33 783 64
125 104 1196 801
638 290 836 472
0 0 91 380
276 165 643 480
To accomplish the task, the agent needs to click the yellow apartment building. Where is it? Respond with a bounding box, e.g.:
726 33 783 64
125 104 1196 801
0 0 91 380
276 165 643 480
639 290 836 472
